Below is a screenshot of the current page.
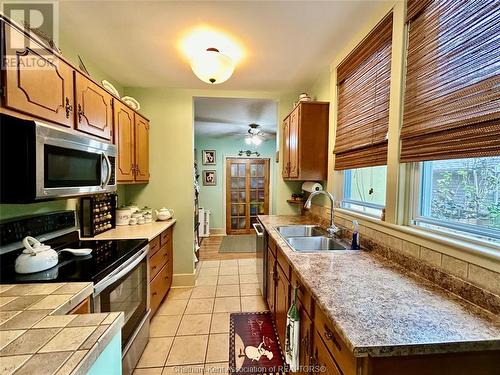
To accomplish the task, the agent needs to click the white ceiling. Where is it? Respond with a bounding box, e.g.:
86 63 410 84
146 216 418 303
59 0 391 91
194 97 277 138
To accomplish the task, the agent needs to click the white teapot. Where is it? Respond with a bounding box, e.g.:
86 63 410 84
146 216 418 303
15 236 59 274
155 208 174 221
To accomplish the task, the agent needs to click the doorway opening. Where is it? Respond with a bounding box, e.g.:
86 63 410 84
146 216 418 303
193 97 277 258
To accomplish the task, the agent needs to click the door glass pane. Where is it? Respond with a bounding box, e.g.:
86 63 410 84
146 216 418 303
258 203 265 214
231 164 237 177
258 178 264 189
238 178 245 189
257 164 264 177
250 190 257 201
231 218 238 229
250 178 257 189
238 164 246 176
231 192 238 202
250 164 257 177
231 205 238 216
231 178 238 189
239 218 246 229
258 191 265 201
238 204 245 215
250 204 258 215
239 191 246 201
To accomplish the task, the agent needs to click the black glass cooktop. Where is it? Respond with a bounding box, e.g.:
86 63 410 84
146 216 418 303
0 231 148 284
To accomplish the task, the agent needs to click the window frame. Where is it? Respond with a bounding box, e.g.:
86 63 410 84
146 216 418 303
341 169 386 219
409 161 500 246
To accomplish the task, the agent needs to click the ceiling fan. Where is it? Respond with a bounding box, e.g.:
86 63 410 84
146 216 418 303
245 123 264 146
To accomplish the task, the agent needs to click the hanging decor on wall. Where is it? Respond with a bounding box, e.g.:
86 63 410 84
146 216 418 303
202 150 216 165
238 150 260 157
203 170 216 186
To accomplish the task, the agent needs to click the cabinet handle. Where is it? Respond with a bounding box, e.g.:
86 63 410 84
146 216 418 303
323 325 341 351
77 104 84 123
65 97 72 118
152 291 157 296
152 265 157 270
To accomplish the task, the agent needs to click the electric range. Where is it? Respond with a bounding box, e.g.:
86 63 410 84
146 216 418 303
0 210 151 375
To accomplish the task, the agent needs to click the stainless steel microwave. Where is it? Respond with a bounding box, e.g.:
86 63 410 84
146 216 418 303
0 114 116 203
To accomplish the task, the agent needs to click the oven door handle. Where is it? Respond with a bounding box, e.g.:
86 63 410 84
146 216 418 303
253 223 264 237
94 245 149 296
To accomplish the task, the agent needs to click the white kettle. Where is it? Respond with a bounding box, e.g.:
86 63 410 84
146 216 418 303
15 236 59 274
155 208 174 221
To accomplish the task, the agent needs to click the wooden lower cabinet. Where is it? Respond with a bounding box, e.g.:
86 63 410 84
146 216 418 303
312 330 342 375
149 227 174 316
275 263 290 349
266 250 276 315
68 297 90 314
297 299 313 374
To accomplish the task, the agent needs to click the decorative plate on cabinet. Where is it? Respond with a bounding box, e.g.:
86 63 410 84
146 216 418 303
102 80 120 97
121 96 141 110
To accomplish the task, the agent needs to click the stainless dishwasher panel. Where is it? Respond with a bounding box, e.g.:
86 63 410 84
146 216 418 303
253 222 267 298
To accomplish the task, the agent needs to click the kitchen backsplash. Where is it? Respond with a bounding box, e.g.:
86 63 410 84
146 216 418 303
305 204 500 315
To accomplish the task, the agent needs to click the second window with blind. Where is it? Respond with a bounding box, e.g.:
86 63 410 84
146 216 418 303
334 12 393 217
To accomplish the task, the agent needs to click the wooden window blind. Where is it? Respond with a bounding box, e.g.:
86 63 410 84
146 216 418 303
334 13 393 171
400 0 500 163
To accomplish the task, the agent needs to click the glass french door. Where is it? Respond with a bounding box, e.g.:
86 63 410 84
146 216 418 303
226 158 270 234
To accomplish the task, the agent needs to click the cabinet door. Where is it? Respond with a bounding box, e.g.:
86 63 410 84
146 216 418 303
3 24 74 127
298 300 313 374
282 117 290 178
74 72 113 140
114 100 135 182
275 264 290 351
134 115 150 182
288 107 300 178
313 330 342 375
266 251 276 315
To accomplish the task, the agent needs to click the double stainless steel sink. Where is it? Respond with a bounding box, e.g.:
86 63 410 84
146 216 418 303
275 225 351 252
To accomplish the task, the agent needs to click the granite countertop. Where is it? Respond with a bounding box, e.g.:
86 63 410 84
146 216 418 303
87 219 176 241
258 215 500 357
0 282 123 375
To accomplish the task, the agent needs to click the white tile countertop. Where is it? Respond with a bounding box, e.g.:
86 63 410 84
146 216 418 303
84 219 176 241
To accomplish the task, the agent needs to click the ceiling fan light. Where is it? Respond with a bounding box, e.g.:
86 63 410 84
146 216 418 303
252 137 262 146
190 48 235 84
245 136 253 145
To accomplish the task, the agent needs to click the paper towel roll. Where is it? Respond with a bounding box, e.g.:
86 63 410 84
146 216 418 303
302 182 323 193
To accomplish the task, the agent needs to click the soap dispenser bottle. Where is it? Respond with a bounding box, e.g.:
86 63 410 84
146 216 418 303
351 220 360 250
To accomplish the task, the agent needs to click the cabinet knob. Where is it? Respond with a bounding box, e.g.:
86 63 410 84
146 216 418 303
152 291 157 296
323 325 341 351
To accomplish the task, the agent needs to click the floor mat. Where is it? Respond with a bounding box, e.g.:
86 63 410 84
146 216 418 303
229 311 287 374
219 234 257 253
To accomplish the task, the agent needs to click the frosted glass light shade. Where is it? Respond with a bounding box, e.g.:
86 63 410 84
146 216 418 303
190 48 235 84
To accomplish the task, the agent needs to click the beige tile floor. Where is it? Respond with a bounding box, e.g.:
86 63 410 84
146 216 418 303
134 258 267 375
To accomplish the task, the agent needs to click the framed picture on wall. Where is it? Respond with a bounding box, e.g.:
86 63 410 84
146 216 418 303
203 170 216 186
202 150 216 165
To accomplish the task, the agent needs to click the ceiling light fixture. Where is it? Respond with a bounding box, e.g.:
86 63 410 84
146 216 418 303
245 124 264 146
190 47 235 84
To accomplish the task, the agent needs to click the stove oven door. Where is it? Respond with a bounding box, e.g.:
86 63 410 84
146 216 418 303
92 245 149 348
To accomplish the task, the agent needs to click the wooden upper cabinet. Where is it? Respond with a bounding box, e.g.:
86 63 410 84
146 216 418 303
288 107 300 178
3 24 74 127
134 115 150 182
282 117 290 177
74 72 113 140
281 101 329 181
114 100 135 182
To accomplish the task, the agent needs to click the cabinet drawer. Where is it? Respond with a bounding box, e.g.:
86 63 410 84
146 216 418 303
149 245 168 281
150 263 168 315
313 330 342 375
277 249 290 281
149 235 160 257
268 237 277 256
291 271 314 316
160 228 171 247
315 308 356 375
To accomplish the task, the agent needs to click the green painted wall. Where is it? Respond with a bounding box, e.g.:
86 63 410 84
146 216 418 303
195 137 277 230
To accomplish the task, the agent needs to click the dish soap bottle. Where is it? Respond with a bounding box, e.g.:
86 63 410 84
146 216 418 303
351 220 360 250
285 285 300 372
